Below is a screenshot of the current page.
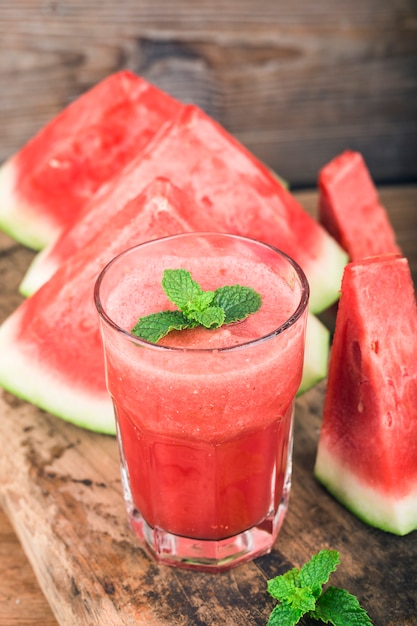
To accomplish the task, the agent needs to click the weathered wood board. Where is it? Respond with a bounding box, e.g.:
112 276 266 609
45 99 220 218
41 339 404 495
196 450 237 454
0 188 417 625
0 508 57 625
1 1 416 186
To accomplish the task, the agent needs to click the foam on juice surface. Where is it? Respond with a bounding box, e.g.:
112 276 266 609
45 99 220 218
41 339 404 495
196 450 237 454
102 248 307 441
105 253 301 349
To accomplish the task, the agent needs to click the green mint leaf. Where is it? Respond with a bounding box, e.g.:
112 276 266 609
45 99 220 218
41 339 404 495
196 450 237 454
131 310 193 343
162 269 207 315
299 549 340 600
191 306 226 329
267 567 300 602
188 290 216 314
268 570 316 613
267 550 339 606
312 587 374 626
291 587 317 612
131 268 262 344
267 602 304 626
212 285 262 324
266 550 374 626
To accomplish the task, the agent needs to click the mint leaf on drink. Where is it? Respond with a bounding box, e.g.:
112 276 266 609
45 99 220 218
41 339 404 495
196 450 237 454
192 306 226 329
212 284 262 324
162 269 214 316
131 268 262 343
131 310 193 343
266 549 374 626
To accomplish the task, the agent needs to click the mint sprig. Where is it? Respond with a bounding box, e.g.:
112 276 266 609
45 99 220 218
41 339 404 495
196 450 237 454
267 549 374 626
131 268 262 343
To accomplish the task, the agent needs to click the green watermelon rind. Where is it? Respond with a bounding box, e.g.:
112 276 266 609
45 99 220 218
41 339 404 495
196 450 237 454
306 234 347 314
0 311 116 435
19 243 54 297
298 313 329 396
315 443 417 536
0 160 57 250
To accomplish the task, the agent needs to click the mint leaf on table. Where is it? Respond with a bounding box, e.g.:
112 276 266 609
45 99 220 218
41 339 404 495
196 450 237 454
267 567 317 613
267 602 305 626
298 549 340 599
131 269 262 343
267 550 339 607
266 549 374 626
313 586 374 626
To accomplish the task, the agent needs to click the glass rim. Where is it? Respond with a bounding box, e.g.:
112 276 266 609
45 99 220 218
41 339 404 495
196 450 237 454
94 232 310 353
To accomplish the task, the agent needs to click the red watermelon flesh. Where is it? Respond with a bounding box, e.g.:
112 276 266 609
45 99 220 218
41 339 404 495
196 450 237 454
21 104 347 313
0 178 205 434
0 71 182 250
315 254 417 535
318 150 401 261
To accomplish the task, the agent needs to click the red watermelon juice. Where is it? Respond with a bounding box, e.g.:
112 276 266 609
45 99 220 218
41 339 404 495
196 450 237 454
95 233 309 571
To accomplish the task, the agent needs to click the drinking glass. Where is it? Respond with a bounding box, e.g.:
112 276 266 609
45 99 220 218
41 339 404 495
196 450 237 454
94 232 309 571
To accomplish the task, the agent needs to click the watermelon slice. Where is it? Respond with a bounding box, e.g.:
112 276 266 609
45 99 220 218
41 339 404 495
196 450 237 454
0 178 202 434
314 254 417 535
20 104 347 313
0 71 182 250
0 176 329 433
318 150 401 260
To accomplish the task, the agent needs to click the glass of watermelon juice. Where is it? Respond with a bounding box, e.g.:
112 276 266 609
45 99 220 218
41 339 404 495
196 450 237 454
94 232 309 571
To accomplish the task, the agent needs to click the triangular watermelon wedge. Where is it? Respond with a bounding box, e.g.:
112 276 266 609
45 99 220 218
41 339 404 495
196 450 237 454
315 254 417 535
0 178 204 434
20 104 347 313
0 71 182 250
318 150 401 260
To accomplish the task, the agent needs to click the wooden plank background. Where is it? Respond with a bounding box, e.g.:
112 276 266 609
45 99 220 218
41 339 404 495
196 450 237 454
1 1 416 187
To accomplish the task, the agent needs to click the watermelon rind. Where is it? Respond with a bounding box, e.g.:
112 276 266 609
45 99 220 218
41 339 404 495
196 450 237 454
298 313 329 395
304 235 347 316
18 243 56 297
0 160 57 250
0 309 116 435
315 444 417 536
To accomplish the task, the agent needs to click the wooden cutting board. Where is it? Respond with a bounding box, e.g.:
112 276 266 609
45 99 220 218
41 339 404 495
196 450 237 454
1 188 417 626
2 382 417 626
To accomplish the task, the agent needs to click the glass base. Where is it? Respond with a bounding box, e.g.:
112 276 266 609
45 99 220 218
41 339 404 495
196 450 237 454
127 498 289 572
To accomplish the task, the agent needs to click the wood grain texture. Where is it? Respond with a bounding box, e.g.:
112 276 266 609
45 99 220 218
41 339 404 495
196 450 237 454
0 186 416 626
0 1 416 186
0 507 58 626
